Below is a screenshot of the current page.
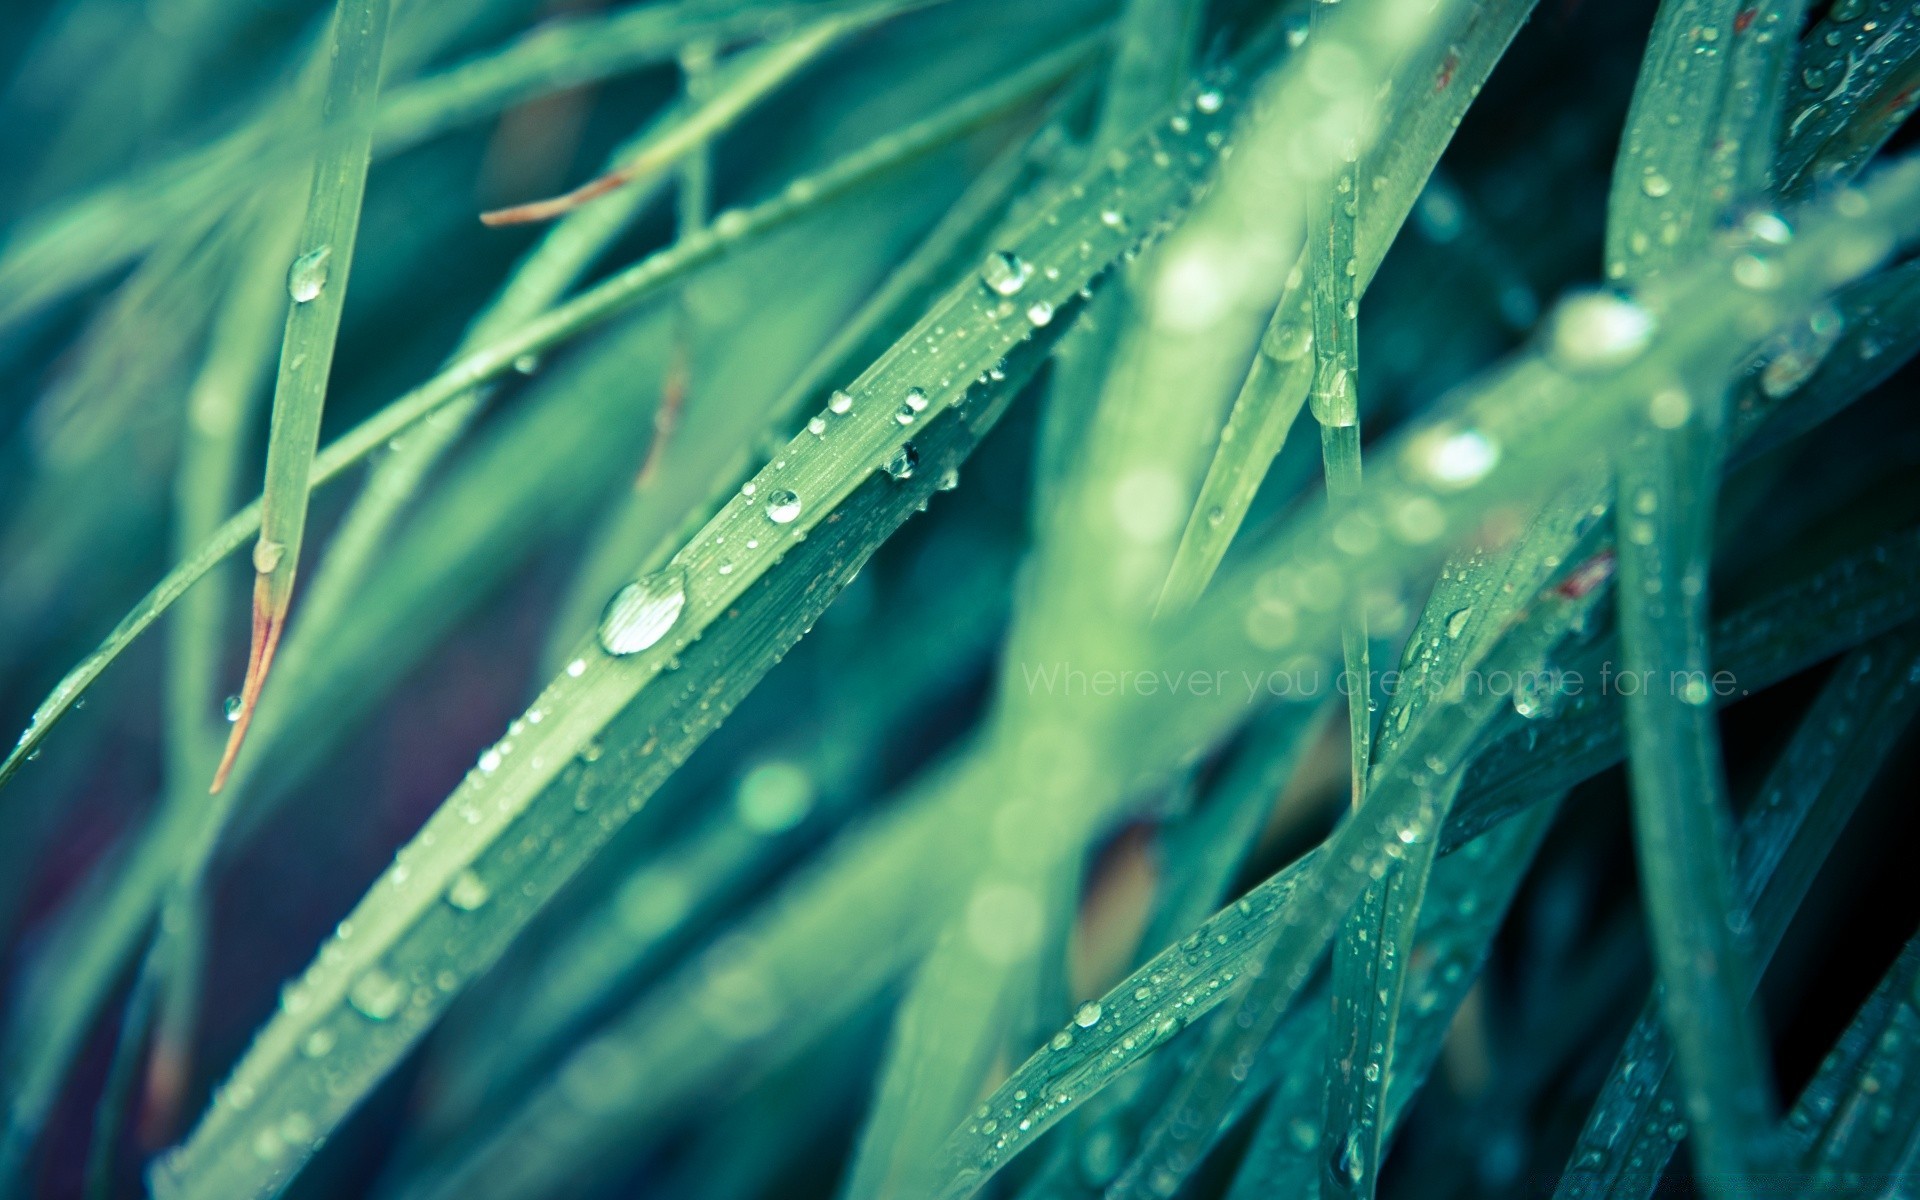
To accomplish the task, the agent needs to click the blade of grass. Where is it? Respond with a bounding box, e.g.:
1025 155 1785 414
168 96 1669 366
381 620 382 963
537 75 1078 667
1604 4 1804 1189
1226 798 1563 1200
476 12 865 224
149 45 1249 1193
0 34 1096 795
847 2 1448 1191
437 505 1920 1200
0 0 943 327
1777 0 1920 200
1781 927 1920 1196
1552 625 1920 1200
1158 0 1539 614
210 0 394 793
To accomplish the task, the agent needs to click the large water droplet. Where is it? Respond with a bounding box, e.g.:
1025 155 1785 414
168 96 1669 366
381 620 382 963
884 444 917 481
765 490 802 524
1074 1001 1103 1028
597 568 688 656
287 246 332 304
980 251 1033 297
1548 291 1656 373
348 967 406 1021
828 389 853 414
446 869 491 911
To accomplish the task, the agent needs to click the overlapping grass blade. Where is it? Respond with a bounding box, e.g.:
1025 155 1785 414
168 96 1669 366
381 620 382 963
1780 927 1920 1194
849 2 1451 1192
209 0 395 792
0 0 947 326
1553 624 1920 1199
1604 4 1803 1189
147 43 1253 1195
1226 800 1563 1199
1777 0 1920 199
0 35 1094 794
1159 0 1538 614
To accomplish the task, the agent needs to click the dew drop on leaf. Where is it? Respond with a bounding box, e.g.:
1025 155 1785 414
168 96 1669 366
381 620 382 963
287 246 332 303
980 251 1033 297
765 490 802 524
597 567 689 656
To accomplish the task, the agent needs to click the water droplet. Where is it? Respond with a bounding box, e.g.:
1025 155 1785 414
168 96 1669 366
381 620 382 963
1408 426 1500 490
287 246 332 303
1446 607 1473 638
904 387 929 413
980 251 1033 296
1195 88 1223 113
807 416 827 436
1548 291 1656 373
1051 1029 1074 1050
252 539 286 574
1074 1001 1103 1027
1026 300 1055 327
828 389 854 414
348 967 406 1021
765 490 802 523
884 444 917 481
1640 170 1672 198
1101 208 1127 230
597 568 689 656
446 869 491 911
224 695 242 723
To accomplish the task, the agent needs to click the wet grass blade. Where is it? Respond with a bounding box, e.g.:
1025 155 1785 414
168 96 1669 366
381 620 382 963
146 46 1250 1196
1780 927 1920 1194
1604 4 1804 1189
0 36 1093 795
1158 0 1538 614
0 0 935 327
210 0 395 793
1227 801 1562 1200
1553 625 1920 1200
1777 0 1920 200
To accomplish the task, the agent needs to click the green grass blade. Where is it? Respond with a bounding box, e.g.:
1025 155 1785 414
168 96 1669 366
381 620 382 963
0 0 936 327
849 2 1450 1191
0 36 1092 795
1554 625 1920 1200
1227 800 1562 1200
1781 927 1920 1194
210 0 395 792
147 50 1251 1194
221 13 870 811
1158 0 1538 614
1777 0 1920 200
1604 4 1804 1189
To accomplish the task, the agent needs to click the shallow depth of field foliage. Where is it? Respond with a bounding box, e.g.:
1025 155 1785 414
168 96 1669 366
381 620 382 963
7 0 1920 1197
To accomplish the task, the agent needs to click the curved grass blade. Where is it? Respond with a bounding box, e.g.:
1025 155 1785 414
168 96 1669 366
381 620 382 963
0 35 1095 796
149 53 1254 1196
1603 4 1805 1189
1552 626 1920 1200
1158 0 1539 614
210 0 394 792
